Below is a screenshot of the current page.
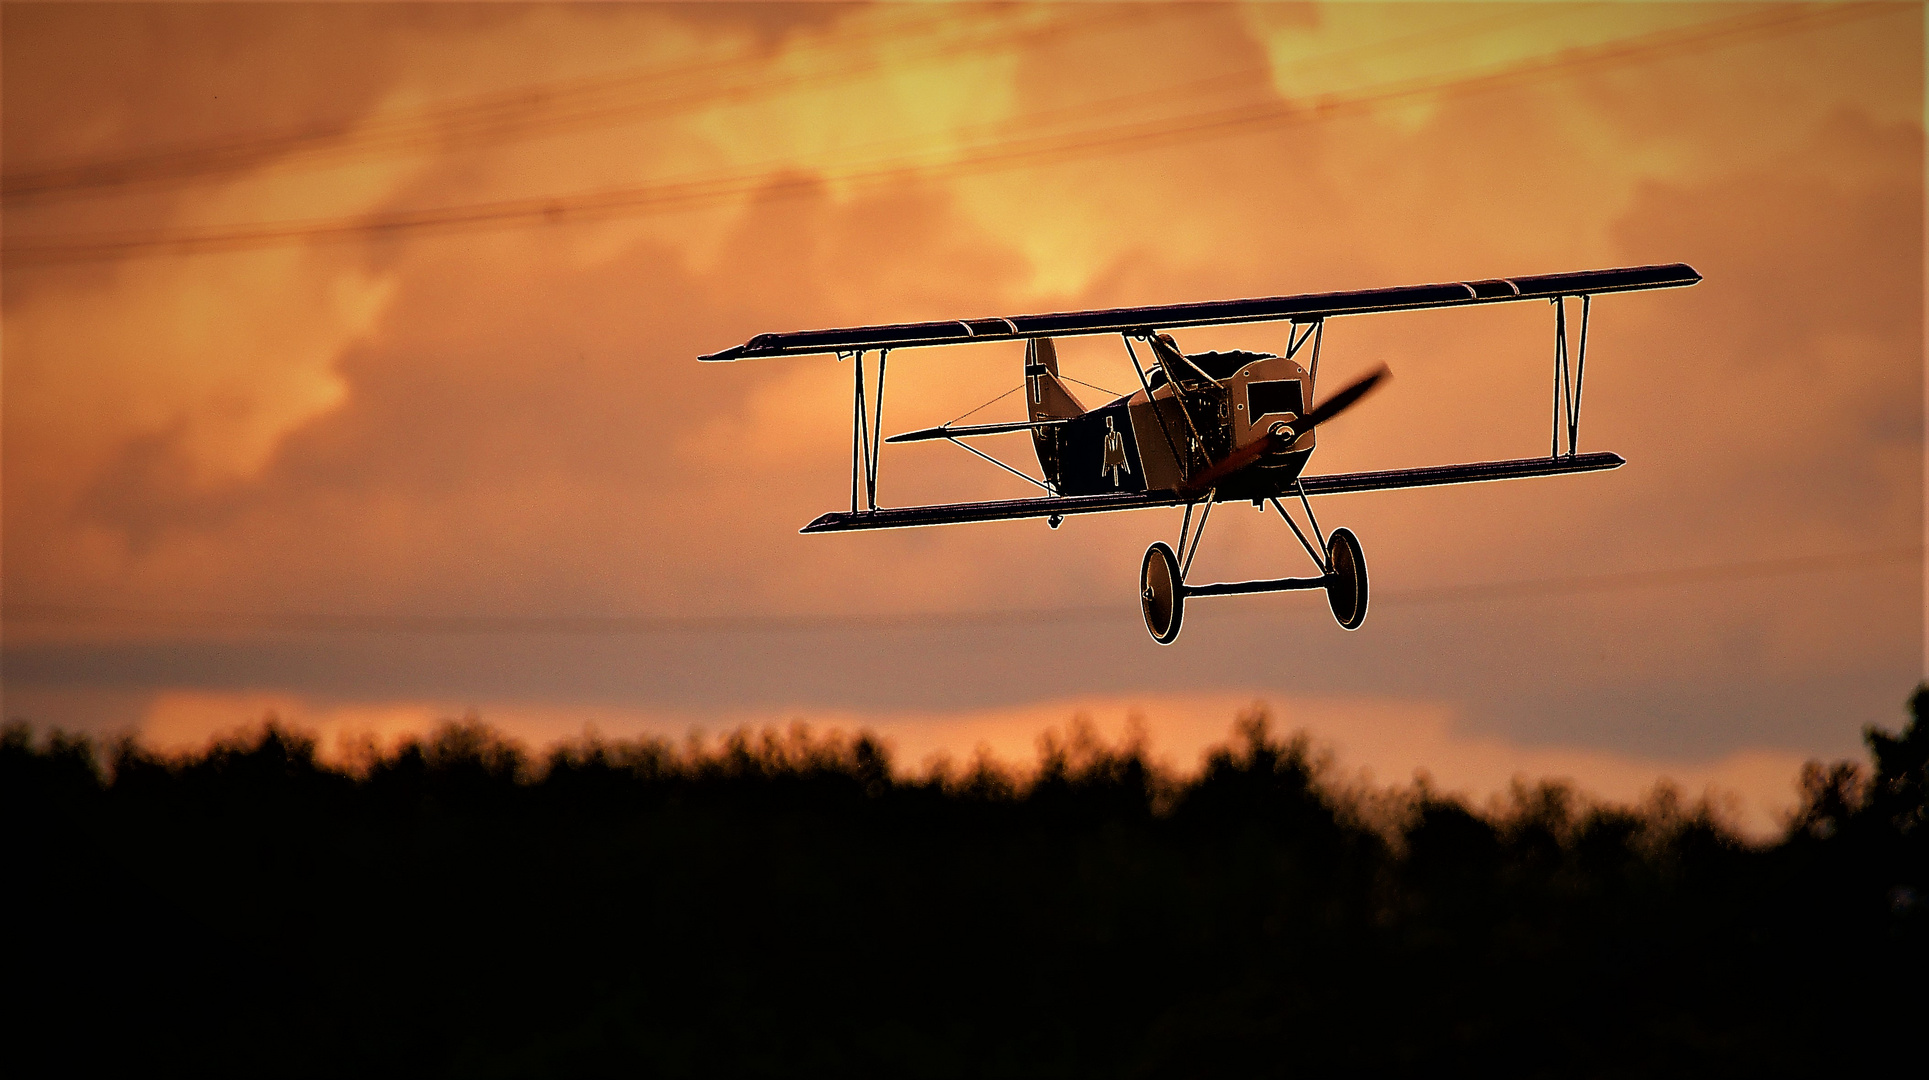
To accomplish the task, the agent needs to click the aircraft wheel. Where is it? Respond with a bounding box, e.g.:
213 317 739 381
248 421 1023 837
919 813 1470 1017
1140 542 1185 645
1324 528 1368 631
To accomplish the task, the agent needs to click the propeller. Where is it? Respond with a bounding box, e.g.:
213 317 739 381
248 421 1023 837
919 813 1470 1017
1276 364 1388 439
1179 365 1389 497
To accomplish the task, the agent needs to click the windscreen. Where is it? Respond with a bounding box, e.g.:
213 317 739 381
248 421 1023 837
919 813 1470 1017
1246 379 1305 419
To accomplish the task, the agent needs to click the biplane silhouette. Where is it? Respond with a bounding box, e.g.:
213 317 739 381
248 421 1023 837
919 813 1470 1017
701 263 1699 642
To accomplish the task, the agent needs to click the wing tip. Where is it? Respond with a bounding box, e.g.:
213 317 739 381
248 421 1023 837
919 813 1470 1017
1668 262 1703 286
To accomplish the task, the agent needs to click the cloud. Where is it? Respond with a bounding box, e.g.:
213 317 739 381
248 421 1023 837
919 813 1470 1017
4 3 1919 771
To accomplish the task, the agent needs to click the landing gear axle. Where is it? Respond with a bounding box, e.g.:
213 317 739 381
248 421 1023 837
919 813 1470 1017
1137 522 1369 643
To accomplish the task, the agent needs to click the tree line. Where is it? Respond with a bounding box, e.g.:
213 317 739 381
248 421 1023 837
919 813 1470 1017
7 688 1924 1076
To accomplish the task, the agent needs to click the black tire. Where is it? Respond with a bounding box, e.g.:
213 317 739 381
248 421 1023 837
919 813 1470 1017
1140 542 1185 644
1325 527 1368 630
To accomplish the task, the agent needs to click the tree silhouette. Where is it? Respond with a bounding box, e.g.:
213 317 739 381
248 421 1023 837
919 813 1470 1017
5 688 1925 1076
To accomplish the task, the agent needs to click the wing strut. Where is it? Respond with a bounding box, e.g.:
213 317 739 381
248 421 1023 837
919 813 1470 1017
1122 334 1190 482
848 349 889 512
1286 318 1324 396
1553 295 1590 457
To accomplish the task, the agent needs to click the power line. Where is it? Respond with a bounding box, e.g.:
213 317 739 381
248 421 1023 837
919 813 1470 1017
5 545 1918 636
1 7 1133 202
1373 544 1923 607
3 1 1892 265
0 5 1563 203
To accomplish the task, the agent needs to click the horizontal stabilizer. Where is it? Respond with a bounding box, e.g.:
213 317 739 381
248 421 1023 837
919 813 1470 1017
702 264 1699 361
802 490 1185 532
799 452 1624 532
885 419 1069 444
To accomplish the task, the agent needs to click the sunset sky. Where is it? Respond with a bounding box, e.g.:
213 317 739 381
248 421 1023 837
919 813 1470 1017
4 1 1922 835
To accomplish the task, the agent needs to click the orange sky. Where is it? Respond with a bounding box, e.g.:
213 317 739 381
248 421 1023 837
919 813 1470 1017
3 2 1922 835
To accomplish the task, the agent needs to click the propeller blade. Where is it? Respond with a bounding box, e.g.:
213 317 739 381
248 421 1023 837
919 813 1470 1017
1286 365 1389 437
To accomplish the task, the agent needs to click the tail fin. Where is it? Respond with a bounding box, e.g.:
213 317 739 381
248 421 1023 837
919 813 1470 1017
1024 337 1085 421
1026 337 1084 496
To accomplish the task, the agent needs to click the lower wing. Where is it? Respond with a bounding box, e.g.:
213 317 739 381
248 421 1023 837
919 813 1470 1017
799 452 1624 533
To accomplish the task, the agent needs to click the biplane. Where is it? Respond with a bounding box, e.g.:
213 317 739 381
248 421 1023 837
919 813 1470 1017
700 263 1699 643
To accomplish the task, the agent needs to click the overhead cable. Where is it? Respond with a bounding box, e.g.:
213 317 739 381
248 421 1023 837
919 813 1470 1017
5 545 1919 636
0 7 1150 203
2 5 1568 203
2 2 1893 265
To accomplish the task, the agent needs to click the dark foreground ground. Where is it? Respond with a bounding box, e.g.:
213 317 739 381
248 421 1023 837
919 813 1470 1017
7 689 1926 1077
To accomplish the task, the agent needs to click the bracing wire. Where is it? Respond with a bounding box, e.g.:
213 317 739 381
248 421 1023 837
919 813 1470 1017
946 384 1024 427
1060 375 1123 399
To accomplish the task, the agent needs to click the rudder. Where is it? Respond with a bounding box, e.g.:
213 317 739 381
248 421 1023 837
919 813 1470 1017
1025 337 1085 494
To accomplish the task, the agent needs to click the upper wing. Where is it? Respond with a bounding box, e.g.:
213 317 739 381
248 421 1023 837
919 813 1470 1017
701 264 1698 362
798 452 1623 533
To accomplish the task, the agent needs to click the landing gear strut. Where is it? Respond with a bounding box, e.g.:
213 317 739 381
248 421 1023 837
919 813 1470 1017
1137 489 1369 643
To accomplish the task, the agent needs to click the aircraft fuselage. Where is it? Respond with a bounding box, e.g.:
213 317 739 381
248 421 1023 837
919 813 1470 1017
1029 344 1315 502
